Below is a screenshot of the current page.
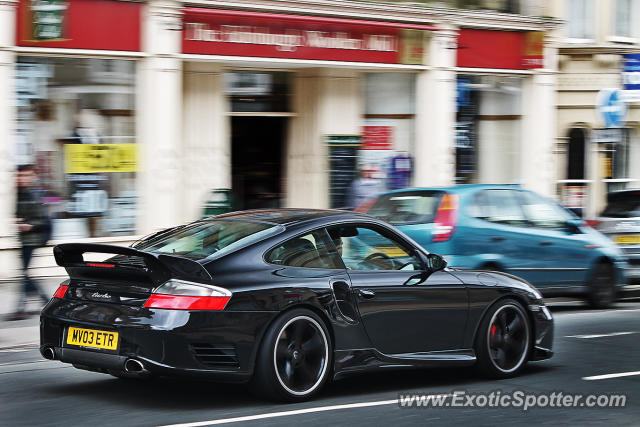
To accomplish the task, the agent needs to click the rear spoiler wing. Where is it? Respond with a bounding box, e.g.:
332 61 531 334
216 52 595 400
53 243 212 285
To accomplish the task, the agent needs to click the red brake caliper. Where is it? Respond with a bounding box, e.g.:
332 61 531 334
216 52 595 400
490 324 497 342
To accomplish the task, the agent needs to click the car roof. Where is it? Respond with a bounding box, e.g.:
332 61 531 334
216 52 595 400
380 184 522 196
200 208 374 227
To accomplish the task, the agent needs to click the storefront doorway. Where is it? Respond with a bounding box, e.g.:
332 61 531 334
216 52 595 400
231 116 286 210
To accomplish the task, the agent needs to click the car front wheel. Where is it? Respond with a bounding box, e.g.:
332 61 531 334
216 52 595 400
250 309 332 402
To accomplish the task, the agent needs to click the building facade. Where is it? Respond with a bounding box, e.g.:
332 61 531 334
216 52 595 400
0 0 558 279
552 0 640 218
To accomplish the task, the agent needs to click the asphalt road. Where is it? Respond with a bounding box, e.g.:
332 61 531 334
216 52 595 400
2 300 639 427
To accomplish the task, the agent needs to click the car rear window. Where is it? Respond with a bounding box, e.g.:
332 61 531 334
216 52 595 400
135 220 284 261
364 191 443 225
601 192 640 218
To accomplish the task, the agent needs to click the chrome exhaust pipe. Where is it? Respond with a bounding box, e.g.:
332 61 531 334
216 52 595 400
124 358 145 373
42 347 56 360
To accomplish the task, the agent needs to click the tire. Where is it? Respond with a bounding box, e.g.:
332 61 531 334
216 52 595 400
250 308 332 402
474 299 531 378
587 262 616 309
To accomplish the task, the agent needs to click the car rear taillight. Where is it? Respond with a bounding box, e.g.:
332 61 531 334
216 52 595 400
53 285 69 299
144 279 231 311
585 219 600 228
432 193 459 242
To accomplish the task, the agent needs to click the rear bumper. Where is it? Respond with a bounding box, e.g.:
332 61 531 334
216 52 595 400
40 299 278 382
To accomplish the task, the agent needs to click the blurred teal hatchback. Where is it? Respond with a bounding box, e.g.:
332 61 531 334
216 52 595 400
360 184 627 308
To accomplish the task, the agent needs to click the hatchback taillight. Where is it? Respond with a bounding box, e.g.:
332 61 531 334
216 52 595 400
143 279 231 311
585 219 600 228
432 193 459 242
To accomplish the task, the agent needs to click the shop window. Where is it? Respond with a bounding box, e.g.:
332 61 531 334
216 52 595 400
456 75 522 185
15 57 137 239
361 73 416 192
225 71 291 113
607 128 633 193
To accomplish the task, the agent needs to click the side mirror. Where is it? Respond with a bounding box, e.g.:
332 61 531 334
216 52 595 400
427 253 447 271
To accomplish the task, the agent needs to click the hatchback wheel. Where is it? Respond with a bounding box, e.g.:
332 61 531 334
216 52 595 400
475 299 531 378
250 309 331 402
587 262 616 309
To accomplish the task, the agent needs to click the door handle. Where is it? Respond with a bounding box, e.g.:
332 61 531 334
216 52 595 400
539 241 553 246
490 236 505 242
358 289 376 299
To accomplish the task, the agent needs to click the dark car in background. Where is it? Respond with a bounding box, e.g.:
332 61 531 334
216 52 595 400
359 185 627 308
592 189 640 281
40 209 553 401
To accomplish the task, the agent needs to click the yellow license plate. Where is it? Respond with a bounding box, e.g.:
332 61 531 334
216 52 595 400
615 235 640 245
66 327 118 350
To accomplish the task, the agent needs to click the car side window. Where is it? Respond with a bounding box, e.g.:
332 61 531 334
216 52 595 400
266 230 343 269
327 225 423 271
518 191 572 230
473 190 528 227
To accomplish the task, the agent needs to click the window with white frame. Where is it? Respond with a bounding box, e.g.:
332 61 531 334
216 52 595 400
567 0 595 41
612 0 638 39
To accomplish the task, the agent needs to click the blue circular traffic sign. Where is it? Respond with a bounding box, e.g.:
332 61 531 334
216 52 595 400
596 89 627 128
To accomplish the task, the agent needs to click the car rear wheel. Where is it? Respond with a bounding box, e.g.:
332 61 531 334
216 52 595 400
587 262 616 309
250 309 332 402
474 299 531 378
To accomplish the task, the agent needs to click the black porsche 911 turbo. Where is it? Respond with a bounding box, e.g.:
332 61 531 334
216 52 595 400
41 209 553 401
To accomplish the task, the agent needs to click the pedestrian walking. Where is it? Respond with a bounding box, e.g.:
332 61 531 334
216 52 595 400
7 165 52 321
346 164 385 210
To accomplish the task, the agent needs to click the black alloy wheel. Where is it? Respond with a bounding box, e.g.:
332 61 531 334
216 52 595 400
587 262 616 309
475 299 531 378
251 309 331 401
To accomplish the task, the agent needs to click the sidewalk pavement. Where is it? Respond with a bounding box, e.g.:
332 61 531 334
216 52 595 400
0 276 65 350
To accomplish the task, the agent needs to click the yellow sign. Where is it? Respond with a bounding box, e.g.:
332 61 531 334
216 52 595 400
66 327 119 350
64 143 137 173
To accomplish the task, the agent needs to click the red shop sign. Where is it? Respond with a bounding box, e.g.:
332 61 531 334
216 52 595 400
457 29 544 70
16 0 141 51
362 126 393 150
183 8 435 64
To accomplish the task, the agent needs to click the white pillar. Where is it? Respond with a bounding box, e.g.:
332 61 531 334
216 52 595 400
287 68 362 208
182 62 230 221
414 27 457 187
519 32 558 198
0 1 17 279
520 71 557 197
137 0 183 233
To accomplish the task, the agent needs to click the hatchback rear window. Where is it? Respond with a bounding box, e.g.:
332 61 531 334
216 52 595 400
364 191 443 225
601 192 640 218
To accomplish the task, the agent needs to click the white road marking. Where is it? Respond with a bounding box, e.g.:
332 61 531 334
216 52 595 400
158 398 404 427
565 331 636 339
583 371 640 381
